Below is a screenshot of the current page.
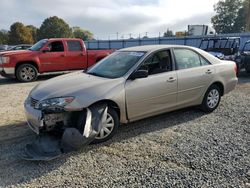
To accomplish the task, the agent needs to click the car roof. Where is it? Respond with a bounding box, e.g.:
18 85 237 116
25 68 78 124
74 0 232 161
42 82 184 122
47 38 82 41
118 45 195 52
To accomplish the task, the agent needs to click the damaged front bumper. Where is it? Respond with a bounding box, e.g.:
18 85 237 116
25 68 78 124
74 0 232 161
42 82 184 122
24 100 68 135
24 102 44 134
22 99 107 161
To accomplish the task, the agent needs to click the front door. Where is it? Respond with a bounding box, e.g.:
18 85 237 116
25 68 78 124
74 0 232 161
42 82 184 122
125 50 178 121
39 41 66 72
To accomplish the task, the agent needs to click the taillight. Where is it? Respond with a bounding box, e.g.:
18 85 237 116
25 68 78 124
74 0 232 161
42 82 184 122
234 64 238 75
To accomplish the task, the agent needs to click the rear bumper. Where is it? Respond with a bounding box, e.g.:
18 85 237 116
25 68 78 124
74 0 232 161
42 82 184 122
224 77 238 94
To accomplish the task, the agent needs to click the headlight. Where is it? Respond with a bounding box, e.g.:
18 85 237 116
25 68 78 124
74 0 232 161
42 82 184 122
2 56 10 64
35 97 75 110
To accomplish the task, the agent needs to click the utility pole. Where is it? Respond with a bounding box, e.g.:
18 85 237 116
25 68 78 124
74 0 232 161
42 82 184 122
116 32 119 40
247 0 250 31
129 33 132 39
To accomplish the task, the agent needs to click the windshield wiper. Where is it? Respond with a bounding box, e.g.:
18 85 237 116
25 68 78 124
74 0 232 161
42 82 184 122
87 72 101 77
87 72 108 78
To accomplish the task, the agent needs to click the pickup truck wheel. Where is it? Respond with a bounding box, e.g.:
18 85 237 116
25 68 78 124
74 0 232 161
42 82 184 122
200 84 221 113
16 64 38 82
246 65 250 73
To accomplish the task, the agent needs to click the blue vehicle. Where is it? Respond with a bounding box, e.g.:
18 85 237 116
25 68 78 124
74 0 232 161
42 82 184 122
239 40 250 73
199 37 240 61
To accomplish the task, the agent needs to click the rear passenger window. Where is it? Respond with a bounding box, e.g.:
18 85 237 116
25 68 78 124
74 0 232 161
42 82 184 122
200 56 210 66
174 49 210 70
67 41 82 51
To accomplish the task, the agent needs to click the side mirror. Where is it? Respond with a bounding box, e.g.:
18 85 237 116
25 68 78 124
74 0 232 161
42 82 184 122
129 70 148 80
42 47 50 53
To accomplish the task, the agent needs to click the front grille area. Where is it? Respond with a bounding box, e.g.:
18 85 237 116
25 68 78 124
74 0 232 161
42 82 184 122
30 97 39 108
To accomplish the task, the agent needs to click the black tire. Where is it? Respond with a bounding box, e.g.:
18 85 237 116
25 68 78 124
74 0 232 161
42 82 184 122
76 106 119 144
246 65 250 73
16 64 38 82
200 84 221 113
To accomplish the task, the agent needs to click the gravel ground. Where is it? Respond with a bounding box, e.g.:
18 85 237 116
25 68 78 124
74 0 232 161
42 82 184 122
0 73 249 188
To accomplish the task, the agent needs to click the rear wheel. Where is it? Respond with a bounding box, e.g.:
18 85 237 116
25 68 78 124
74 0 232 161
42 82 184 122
201 84 221 112
16 64 38 82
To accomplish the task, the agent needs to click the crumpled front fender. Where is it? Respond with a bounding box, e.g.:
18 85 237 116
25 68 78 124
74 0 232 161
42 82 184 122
20 104 107 161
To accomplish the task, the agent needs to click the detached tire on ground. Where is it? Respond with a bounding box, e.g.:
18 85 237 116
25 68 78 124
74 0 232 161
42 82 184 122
16 64 38 82
77 106 119 144
201 84 221 113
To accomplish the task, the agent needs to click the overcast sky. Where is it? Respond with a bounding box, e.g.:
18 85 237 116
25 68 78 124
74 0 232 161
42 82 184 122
0 0 219 39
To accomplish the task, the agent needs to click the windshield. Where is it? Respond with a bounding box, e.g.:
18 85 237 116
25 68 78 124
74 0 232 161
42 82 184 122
87 51 146 78
30 39 48 51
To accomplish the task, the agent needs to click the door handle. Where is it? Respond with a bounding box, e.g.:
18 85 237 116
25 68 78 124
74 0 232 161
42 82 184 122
167 77 176 82
61 54 65 57
80 53 84 56
205 69 212 74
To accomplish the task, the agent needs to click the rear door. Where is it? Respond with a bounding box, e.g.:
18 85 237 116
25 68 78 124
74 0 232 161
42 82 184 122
39 41 66 72
65 40 87 70
125 50 178 121
173 48 214 106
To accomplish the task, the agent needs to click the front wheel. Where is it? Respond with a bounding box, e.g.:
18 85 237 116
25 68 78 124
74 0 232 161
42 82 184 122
16 64 38 82
76 106 119 144
200 85 221 113
92 107 119 143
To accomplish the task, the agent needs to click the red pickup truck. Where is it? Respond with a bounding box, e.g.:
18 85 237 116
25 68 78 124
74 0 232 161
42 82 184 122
0 38 114 82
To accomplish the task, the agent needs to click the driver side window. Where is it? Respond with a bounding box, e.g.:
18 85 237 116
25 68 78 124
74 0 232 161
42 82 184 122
48 41 64 52
139 50 172 75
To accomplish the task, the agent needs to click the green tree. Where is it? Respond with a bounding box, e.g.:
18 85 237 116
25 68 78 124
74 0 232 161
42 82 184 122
0 30 8 44
8 22 33 44
211 0 245 33
26 25 38 42
38 16 72 39
72 27 93 41
163 29 174 37
233 0 249 32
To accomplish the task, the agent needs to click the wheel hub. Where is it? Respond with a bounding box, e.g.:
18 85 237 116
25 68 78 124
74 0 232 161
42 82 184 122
207 89 219 108
95 113 114 139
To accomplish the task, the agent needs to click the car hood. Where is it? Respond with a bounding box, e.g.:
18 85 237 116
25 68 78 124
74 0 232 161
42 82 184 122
0 50 31 56
30 72 125 108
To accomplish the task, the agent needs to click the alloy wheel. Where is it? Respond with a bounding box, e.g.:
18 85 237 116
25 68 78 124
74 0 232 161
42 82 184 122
207 89 220 109
20 67 36 81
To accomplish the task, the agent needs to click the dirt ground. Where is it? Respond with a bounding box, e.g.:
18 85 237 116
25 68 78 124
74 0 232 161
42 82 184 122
0 73 249 187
